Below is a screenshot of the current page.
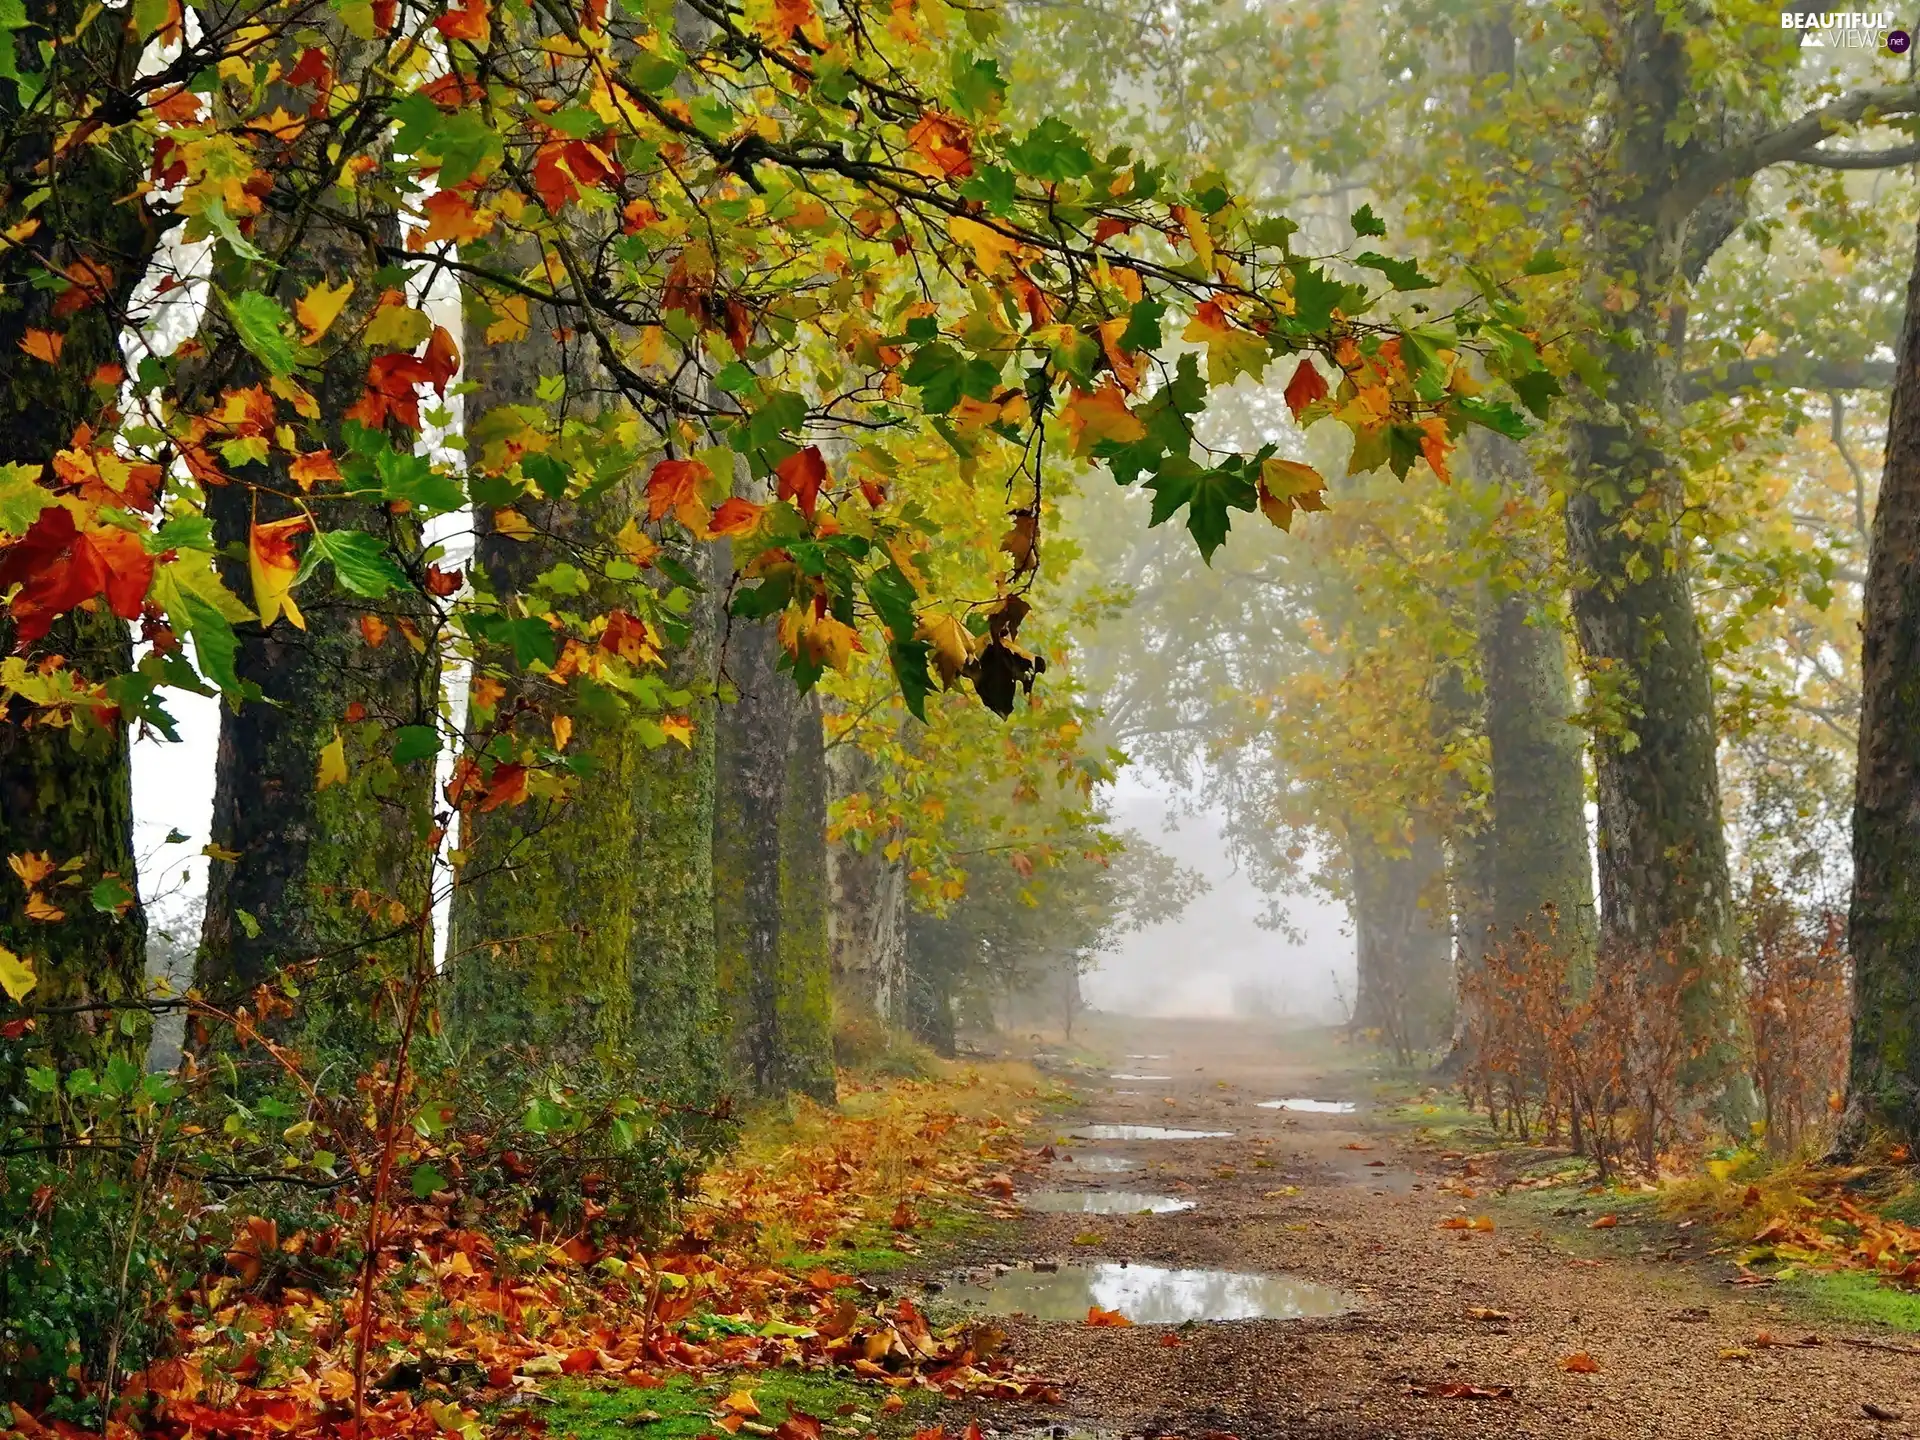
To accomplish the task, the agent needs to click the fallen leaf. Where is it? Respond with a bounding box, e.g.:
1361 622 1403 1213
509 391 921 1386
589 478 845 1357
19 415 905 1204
1590 1214 1618 1229
1561 1351 1599 1373
1466 1308 1512 1322
1085 1306 1131 1328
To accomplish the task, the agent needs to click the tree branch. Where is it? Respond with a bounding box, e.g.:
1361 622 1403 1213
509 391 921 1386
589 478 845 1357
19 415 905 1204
1680 81 1920 203
1683 354 1894 401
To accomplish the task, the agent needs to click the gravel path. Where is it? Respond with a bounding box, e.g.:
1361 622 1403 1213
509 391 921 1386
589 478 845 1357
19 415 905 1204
939 1015 1920 1440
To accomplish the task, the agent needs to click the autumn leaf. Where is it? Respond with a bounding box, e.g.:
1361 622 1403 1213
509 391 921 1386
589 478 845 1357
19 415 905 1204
775 446 828 517
1561 1352 1600 1373
905 110 972 178
295 279 354 346
708 497 764 536
1084 1306 1132 1327
249 515 311 630
660 714 694 748
477 762 528 812
721 1391 760 1418
0 506 156 644
316 731 348 789
421 190 495 245
433 0 489 43
646 457 712 521
950 215 1017 276
19 329 62 364
0 946 35 1003
1060 381 1145 456
289 449 342 489
1256 457 1327 531
1283 356 1330 419
1183 301 1270 385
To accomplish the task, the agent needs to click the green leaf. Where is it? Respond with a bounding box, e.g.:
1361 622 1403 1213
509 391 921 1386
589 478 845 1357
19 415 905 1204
410 1163 448 1199
310 529 414 597
1523 247 1570 276
89 876 135 914
1145 458 1256 562
1006 117 1093 182
522 453 571 499
1120 298 1165 354
1355 251 1438 291
960 165 1018 215
950 53 1006 116
235 908 261 939
889 638 935 722
1510 369 1562 420
0 462 51 536
226 290 303 377
375 448 464 513
1453 395 1530 440
866 565 919 643
392 725 440 764
1289 263 1345 332
1349 203 1387 238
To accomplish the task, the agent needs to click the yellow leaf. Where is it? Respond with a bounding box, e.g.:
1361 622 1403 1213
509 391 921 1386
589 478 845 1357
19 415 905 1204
1060 381 1145 456
365 296 432 350
317 731 348 789
1183 301 1270 385
950 215 1017 276
295 279 354 346
19 329 62 364
485 294 531 344
249 515 310 630
8 852 55 887
492 508 535 540
0 945 36 1002
614 519 659 567
721 1391 760 1418
551 714 573 751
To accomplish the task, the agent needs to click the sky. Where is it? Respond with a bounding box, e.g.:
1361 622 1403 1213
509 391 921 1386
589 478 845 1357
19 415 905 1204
1086 777 1357 1023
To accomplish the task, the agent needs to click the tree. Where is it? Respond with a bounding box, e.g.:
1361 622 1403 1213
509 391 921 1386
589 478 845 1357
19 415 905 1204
1844 213 1920 1146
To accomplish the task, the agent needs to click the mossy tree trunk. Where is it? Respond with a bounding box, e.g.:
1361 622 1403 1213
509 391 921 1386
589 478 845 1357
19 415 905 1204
0 49 157 1099
193 64 436 1079
713 617 837 1102
1470 435 1597 972
825 741 907 1025
1349 823 1452 1061
1563 5 1744 1110
1845 215 1920 1147
445 290 721 1100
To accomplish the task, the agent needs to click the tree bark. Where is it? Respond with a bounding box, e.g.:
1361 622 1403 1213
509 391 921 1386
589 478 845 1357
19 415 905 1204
825 742 907 1025
1348 823 1452 1060
1844 214 1920 1146
712 620 837 1102
0 46 157 1100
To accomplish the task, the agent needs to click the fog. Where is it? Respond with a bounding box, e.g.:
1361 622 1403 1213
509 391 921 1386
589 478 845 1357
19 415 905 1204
1088 778 1356 1024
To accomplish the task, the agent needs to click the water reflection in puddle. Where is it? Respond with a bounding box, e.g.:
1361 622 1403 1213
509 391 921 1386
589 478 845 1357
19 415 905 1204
1059 1154 1141 1173
1257 1098 1356 1114
1022 1190 1194 1215
941 1262 1354 1323
1070 1124 1233 1141
1111 1073 1172 1081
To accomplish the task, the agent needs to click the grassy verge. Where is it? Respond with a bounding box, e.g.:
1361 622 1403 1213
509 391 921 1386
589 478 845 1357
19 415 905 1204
534 1370 936 1440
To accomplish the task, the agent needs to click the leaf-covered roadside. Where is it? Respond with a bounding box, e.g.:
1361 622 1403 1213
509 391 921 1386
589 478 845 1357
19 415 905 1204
5 1064 1056 1440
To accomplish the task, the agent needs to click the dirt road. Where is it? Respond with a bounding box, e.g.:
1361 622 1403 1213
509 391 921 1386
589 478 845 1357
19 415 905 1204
941 1015 1920 1440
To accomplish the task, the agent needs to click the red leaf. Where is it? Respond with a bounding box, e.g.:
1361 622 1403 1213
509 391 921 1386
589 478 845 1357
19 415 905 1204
708 497 764 536
775 446 828 518
1283 356 1329 420
0 507 154 646
645 458 711 521
475 762 527 813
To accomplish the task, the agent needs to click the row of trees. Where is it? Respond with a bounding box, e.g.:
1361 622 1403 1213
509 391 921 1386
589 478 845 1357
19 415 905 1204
1030 0 1920 1147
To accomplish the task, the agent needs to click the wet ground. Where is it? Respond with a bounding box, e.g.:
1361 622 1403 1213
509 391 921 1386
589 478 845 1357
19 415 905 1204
940 1014 1920 1440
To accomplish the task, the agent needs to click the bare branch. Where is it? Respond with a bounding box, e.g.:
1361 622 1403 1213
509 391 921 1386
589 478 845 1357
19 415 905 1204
1682 354 1894 401
1679 81 1920 203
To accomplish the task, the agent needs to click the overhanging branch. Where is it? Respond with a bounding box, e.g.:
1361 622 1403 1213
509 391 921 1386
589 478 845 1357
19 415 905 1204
1683 354 1893 400
1678 81 1920 205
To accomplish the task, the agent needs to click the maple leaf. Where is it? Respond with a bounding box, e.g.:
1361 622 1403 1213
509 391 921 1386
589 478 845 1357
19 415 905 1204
433 0 489 43
775 446 828 517
660 714 694 748
949 216 1017 276
294 279 353 345
249 515 312 630
1419 415 1452 483
906 111 973 178
316 731 347 789
1256 457 1327 532
1561 1352 1600 1373
8 853 54 889
1060 381 1145 456
1283 356 1329 419
1097 316 1142 393
289 449 342 489
645 457 712 521
0 506 155 644
1183 301 1270 385
1085 1306 1132 1327
420 190 494 245
19 329 62 364
0 945 35 1003
709 497 764 536
477 762 528 812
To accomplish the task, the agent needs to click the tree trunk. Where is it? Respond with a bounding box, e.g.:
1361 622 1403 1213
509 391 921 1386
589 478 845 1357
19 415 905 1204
825 742 908 1025
0 82 157 1100
1844 215 1920 1146
1562 6 1743 1109
1349 823 1452 1060
713 620 837 1101
445 294 720 1099
1470 436 1597 970
193 78 436 1078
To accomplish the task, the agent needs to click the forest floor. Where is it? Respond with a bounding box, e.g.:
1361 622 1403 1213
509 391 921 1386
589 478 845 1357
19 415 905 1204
920 1013 1920 1440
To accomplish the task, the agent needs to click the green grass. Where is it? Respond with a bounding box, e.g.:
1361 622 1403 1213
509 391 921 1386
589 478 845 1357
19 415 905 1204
1776 1269 1920 1332
537 1370 933 1440
777 1204 1011 1277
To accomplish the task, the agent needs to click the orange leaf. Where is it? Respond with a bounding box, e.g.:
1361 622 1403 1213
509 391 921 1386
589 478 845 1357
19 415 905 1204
359 614 389 648
476 762 527 812
433 0 490 42
1283 356 1329 419
775 445 828 517
421 190 494 245
645 457 711 521
1561 1351 1600 1373
721 1391 760 1418
1590 1214 1618 1229
249 515 311 630
1060 381 1145 456
19 329 61 364
905 110 972 178
289 449 342 489
1085 1306 1132 1327
708 497 764 536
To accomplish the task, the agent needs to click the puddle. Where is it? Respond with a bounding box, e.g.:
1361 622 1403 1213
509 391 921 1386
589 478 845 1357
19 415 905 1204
1070 1124 1233 1141
940 1262 1354 1323
1257 1098 1356 1114
1127 1053 1168 1060
1111 1073 1172 1081
1059 1154 1141 1173
1022 1190 1195 1215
